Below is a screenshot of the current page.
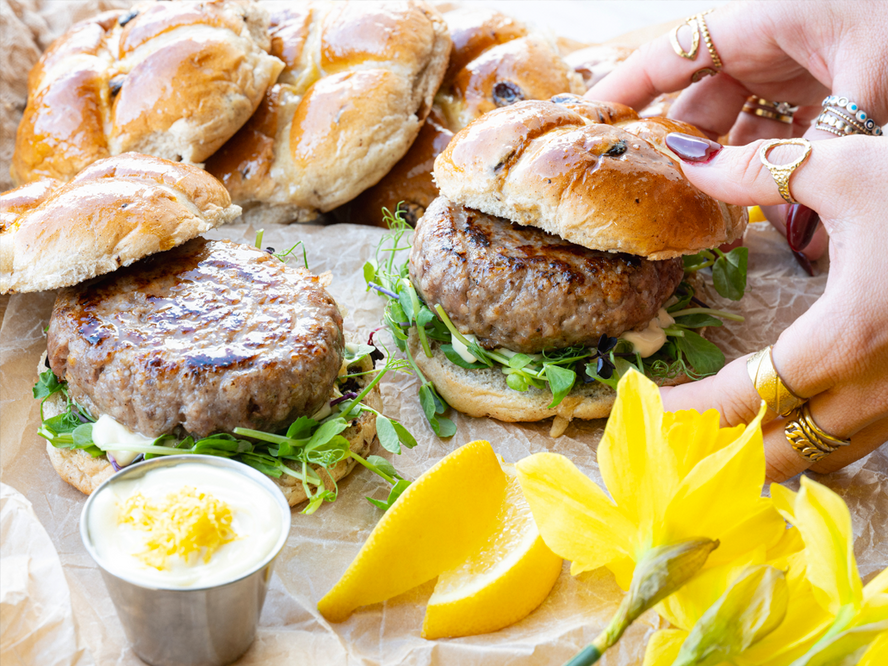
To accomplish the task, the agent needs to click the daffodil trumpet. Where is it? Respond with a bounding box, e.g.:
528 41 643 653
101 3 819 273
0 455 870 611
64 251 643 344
565 539 720 666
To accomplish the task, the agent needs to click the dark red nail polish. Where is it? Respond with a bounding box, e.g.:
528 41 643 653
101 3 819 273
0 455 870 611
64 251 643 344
792 250 815 276
786 204 820 252
665 132 723 163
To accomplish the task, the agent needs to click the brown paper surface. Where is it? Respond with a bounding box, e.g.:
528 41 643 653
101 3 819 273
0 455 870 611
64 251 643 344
1 221 886 665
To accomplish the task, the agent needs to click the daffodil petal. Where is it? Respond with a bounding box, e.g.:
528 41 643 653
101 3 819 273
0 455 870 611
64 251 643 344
793 477 864 615
516 453 632 574
857 631 888 666
663 408 744 478
771 483 798 523
663 403 775 554
857 567 888 627
702 499 787 568
598 370 674 543
791 620 888 666
767 526 805 569
642 629 687 666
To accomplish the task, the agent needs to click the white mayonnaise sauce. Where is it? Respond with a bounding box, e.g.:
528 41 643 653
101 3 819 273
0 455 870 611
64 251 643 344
622 308 675 358
87 463 283 589
452 333 480 364
91 414 154 467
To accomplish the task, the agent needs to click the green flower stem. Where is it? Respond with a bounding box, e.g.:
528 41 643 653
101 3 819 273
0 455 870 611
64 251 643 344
562 644 602 666
669 307 745 322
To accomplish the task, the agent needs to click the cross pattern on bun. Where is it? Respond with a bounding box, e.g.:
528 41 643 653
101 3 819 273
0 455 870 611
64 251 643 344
434 95 747 259
205 1 451 225
0 154 241 294
340 5 585 227
11 0 284 185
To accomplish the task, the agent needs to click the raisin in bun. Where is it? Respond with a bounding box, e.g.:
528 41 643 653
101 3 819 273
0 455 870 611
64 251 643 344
1 154 241 294
335 5 585 228
205 1 450 226
11 0 284 185
434 96 747 259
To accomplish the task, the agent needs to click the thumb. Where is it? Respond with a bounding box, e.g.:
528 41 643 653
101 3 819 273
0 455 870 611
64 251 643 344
663 132 867 220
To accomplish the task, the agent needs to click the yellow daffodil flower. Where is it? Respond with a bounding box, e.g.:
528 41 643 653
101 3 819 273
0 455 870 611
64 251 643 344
773 478 888 666
517 370 786 664
643 477 887 666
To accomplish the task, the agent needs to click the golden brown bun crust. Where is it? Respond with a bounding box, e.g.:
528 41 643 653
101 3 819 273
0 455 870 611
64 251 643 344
41 343 382 507
205 1 451 225
11 0 284 185
408 331 690 426
1 154 241 294
340 5 584 228
434 97 747 259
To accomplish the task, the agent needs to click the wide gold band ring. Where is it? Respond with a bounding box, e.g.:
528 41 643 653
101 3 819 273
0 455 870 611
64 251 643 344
785 403 851 462
747 346 806 417
670 10 723 82
759 138 812 205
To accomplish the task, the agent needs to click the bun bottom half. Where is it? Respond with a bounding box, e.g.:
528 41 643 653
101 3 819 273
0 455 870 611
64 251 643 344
408 331 691 431
41 363 381 507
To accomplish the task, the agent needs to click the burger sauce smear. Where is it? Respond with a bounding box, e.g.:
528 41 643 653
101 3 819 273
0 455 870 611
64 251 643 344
87 463 282 588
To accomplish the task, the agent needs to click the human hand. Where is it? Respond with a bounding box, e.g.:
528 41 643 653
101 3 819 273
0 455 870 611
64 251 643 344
585 0 888 263
658 132 888 482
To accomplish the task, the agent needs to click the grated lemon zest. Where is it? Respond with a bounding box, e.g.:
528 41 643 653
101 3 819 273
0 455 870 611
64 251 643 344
118 486 238 570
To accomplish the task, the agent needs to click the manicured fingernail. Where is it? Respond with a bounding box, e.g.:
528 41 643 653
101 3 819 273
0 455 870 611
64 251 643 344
792 250 815 276
665 132 723 163
786 204 820 252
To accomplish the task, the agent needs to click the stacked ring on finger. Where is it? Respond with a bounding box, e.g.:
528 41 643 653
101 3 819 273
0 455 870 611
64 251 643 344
670 10 723 82
747 346 806 417
816 96 884 137
742 97 798 125
784 403 851 462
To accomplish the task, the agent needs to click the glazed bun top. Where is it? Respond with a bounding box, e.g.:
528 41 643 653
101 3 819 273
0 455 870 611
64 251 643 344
0 153 241 294
11 0 284 185
433 95 747 259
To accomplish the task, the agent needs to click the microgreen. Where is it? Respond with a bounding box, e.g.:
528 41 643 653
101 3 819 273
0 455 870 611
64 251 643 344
34 345 416 515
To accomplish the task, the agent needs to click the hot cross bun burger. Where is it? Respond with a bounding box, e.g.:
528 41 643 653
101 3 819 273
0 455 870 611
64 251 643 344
405 96 747 433
11 154 382 507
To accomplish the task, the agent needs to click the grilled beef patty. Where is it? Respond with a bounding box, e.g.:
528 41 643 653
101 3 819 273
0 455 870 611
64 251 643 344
47 238 344 438
409 197 683 353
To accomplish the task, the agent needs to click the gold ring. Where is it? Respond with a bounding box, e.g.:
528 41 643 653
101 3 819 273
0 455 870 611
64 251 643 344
670 10 723 82
758 138 812 204
785 403 851 462
742 97 797 125
747 346 806 417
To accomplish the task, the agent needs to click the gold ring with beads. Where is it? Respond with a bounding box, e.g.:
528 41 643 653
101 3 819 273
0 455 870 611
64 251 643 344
784 402 851 462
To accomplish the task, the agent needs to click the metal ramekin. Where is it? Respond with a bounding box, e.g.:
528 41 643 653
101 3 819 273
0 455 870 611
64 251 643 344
80 455 291 666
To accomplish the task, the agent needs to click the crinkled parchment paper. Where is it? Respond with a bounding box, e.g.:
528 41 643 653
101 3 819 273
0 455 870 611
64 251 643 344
1 221 886 665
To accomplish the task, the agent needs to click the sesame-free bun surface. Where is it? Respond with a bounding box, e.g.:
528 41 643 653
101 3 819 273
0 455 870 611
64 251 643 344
1 154 241 294
11 0 283 185
434 96 747 259
205 1 451 225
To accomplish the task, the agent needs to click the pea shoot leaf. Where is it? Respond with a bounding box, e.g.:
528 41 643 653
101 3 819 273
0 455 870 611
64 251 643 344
675 330 725 376
545 363 576 409
712 247 748 301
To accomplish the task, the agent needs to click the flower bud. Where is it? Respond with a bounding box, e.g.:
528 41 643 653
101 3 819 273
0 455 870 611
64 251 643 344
674 565 788 666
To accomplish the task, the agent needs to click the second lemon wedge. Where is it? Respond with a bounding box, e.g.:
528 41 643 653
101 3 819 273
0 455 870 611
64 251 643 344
422 465 563 639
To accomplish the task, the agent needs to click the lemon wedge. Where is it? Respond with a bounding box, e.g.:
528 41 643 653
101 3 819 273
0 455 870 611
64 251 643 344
318 440 508 623
422 464 563 639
